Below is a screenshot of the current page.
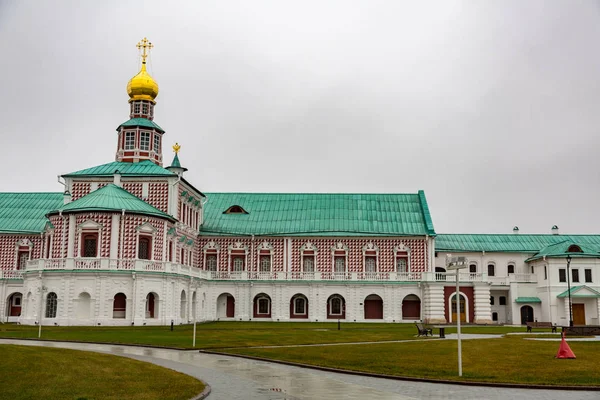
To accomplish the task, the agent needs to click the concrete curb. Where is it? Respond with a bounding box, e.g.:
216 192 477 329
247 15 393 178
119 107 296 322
189 385 211 400
200 350 600 392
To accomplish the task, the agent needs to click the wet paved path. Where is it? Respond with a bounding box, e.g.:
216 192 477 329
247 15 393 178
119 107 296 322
1 339 598 399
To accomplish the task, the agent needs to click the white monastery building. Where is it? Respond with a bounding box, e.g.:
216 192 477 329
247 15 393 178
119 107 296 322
1 39 600 327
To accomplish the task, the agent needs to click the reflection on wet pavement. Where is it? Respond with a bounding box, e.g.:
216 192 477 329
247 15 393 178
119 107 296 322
1 339 598 400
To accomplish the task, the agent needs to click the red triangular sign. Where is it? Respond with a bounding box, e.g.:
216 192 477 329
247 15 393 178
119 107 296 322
555 331 576 359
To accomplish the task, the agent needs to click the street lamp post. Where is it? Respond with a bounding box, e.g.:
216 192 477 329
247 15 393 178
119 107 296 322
446 255 467 377
566 255 573 327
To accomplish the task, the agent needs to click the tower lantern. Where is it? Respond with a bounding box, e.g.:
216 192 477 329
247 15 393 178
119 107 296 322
115 37 165 165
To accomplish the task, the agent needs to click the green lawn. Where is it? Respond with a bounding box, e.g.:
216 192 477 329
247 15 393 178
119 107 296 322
0 322 523 349
0 345 205 400
220 335 600 386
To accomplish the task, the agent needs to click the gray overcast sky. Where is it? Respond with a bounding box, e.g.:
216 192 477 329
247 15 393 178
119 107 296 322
1 1 600 234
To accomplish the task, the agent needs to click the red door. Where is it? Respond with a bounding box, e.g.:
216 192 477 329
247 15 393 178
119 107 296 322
226 295 235 318
364 300 383 319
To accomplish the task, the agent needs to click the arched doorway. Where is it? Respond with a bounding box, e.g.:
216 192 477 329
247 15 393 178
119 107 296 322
77 292 91 319
216 293 235 318
289 294 308 319
113 293 126 319
7 292 22 318
327 294 345 319
451 294 466 323
402 294 421 320
253 293 272 318
146 293 158 318
364 294 383 319
520 305 534 325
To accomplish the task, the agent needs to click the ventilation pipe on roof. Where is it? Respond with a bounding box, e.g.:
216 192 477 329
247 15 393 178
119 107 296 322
513 226 519 234
551 225 559 235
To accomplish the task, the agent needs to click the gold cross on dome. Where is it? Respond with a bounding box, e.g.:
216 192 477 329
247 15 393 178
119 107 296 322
173 143 181 154
136 37 153 64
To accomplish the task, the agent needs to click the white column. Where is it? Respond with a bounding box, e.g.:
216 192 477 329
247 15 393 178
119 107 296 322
423 284 446 323
473 284 492 324
109 214 120 259
67 215 76 258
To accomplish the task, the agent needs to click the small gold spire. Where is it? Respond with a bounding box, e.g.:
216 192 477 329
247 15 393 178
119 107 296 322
136 37 154 64
173 142 181 154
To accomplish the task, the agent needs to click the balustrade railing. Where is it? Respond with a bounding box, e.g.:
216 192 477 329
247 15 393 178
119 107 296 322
0 270 24 279
21 258 537 283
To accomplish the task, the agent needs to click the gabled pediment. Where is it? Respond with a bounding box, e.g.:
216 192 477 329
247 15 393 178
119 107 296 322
557 285 600 298
78 219 103 230
136 221 157 234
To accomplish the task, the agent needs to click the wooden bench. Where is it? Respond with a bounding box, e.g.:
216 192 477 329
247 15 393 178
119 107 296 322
415 323 433 337
526 322 557 333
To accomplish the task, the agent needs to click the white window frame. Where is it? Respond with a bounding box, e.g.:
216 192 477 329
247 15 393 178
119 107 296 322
331 242 348 274
257 240 273 273
135 222 157 261
77 220 103 258
228 241 248 272
203 241 220 271
293 296 307 315
329 296 343 316
125 131 136 150
153 134 160 152
140 131 151 151
133 102 141 114
256 296 271 315
394 244 411 273
362 242 379 273
301 242 317 273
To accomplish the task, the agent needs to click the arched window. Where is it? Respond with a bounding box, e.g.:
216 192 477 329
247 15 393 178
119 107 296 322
253 293 271 318
45 292 58 318
507 264 515 274
568 245 583 253
113 293 126 319
487 263 495 277
327 294 345 319
180 290 187 320
290 294 308 318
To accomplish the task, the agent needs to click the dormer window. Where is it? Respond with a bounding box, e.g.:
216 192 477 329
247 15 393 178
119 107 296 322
140 131 151 151
125 131 136 150
568 245 583 253
223 205 248 214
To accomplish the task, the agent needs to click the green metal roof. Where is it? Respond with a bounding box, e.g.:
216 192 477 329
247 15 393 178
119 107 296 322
170 153 182 168
48 184 175 221
200 191 436 237
525 241 600 262
436 234 600 253
557 286 600 298
117 118 164 133
514 297 542 303
63 160 175 177
0 193 63 233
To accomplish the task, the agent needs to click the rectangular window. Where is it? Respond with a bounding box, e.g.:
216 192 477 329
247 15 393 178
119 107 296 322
153 134 160 152
490 296 494 305
138 237 151 260
125 131 135 150
17 251 29 270
140 131 150 150
232 256 245 272
559 268 566 282
396 258 407 273
585 269 592 283
259 255 271 272
499 296 506 305
330 297 342 315
206 254 217 271
469 264 477 273
487 264 495 277
142 103 149 115
365 256 377 273
258 298 269 314
507 264 514 274
303 256 314 272
544 266 547 280
82 233 98 257
334 256 345 273
133 103 141 114
572 269 579 283
294 298 306 315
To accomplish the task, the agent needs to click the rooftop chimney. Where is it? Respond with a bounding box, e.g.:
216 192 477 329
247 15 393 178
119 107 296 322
63 191 71 205
551 225 559 235
113 170 122 187
513 226 519 234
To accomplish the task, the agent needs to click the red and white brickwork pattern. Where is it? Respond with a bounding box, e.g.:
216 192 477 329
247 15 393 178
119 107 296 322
49 216 65 259
74 214 113 257
196 237 284 271
148 182 169 212
121 216 165 260
0 234 42 270
71 182 91 201
291 238 427 273
122 182 143 198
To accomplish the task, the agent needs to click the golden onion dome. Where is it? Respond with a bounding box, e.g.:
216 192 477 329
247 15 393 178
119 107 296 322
127 63 159 103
